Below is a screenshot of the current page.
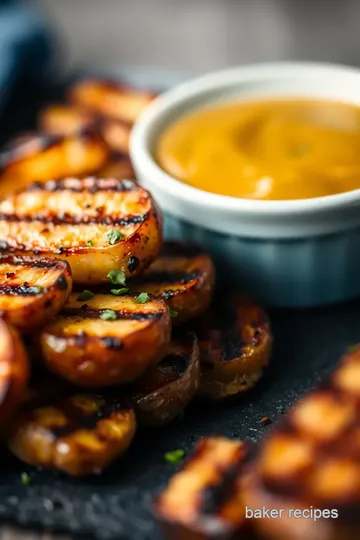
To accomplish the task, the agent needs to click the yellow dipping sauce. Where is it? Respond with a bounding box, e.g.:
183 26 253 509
156 98 360 200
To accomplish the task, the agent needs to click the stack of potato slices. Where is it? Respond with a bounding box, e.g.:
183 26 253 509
0 78 273 477
158 347 360 540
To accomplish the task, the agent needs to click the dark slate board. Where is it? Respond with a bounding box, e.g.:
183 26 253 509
0 71 360 540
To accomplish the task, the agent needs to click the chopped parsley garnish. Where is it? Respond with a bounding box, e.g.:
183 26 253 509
277 405 285 414
168 307 178 318
133 292 149 304
21 472 32 485
76 290 95 302
111 288 129 296
86 240 93 247
100 309 117 321
106 229 124 245
164 449 185 464
107 269 126 286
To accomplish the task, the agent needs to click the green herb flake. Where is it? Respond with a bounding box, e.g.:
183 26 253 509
164 449 185 464
107 269 126 286
100 309 117 321
31 286 43 294
76 290 95 302
106 229 124 245
111 288 129 296
168 307 178 318
86 240 93 247
133 292 149 304
277 405 285 414
21 472 32 485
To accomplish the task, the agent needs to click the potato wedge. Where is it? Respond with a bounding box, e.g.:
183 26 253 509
39 104 131 155
0 177 162 284
0 255 72 332
129 242 215 325
0 320 29 436
0 129 108 199
68 78 157 124
196 293 272 400
9 393 136 476
39 291 171 387
156 437 252 540
129 331 200 427
245 347 360 540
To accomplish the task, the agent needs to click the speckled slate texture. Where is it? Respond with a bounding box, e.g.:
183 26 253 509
1 72 360 540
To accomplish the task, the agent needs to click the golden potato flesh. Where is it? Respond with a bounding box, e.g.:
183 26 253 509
156 437 252 540
0 130 108 199
0 319 29 436
196 293 272 400
0 177 163 284
129 331 200 426
39 292 171 387
0 255 72 332
9 393 136 476
129 241 215 325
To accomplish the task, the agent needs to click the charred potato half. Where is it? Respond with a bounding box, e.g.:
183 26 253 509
0 320 29 436
156 437 252 540
0 255 72 332
9 393 136 476
196 293 272 400
39 104 132 155
245 347 360 540
69 78 157 124
39 291 171 387
0 129 108 199
129 331 200 427
129 242 215 325
0 177 163 284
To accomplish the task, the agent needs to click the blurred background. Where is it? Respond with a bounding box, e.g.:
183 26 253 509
29 0 360 74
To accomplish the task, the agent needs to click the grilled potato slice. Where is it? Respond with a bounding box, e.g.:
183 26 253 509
129 242 215 325
9 393 136 476
0 255 72 332
68 78 157 124
0 129 108 199
245 347 360 540
0 320 29 436
156 437 253 540
196 293 272 400
129 331 200 427
39 104 132 155
0 177 162 284
39 291 171 387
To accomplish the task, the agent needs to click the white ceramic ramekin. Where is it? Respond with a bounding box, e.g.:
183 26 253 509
131 62 360 307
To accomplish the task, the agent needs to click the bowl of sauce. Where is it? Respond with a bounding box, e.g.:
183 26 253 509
131 63 360 307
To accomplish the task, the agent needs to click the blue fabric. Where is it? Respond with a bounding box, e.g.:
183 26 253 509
0 0 52 108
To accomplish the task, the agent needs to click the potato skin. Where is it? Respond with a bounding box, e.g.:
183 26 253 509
0 255 72 333
0 320 29 436
0 177 163 284
39 293 171 387
0 129 108 199
9 393 136 476
196 293 272 400
129 241 216 325
130 331 200 427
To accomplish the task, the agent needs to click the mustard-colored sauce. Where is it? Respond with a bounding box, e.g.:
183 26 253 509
156 98 360 200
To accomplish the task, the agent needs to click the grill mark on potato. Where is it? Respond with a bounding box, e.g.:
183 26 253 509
0 212 147 227
47 396 130 438
0 255 66 271
63 306 163 321
27 178 137 193
0 284 47 296
67 333 123 350
131 270 201 288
